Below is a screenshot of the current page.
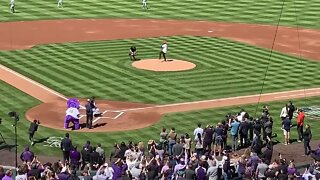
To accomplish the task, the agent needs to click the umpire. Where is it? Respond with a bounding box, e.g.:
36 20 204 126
85 99 93 129
29 119 40 146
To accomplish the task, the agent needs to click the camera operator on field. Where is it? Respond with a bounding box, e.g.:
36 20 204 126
29 119 40 146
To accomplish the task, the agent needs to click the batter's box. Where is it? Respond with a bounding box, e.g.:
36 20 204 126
100 110 124 120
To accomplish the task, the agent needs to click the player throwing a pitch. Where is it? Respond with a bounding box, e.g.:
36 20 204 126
159 41 168 61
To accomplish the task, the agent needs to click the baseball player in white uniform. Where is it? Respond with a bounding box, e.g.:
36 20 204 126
57 0 63 8
159 41 168 61
10 0 15 13
142 0 148 9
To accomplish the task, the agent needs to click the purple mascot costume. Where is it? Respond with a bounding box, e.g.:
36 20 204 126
65 98 80 130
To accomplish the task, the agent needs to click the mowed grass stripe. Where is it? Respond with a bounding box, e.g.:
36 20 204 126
1 36 320 104
0 0 319 29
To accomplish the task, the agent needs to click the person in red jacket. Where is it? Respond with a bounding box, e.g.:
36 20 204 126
297 109 305 142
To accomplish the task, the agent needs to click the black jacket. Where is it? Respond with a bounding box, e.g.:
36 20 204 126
303 128 312 141
61 138 72 152
239 121 249 135
261 148 273 165
29 122 38 133
89 151 100 164
85 102 93 115
81 149 91 162
253 121 262 136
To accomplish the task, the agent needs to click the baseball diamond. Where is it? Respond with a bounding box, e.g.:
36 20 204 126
0 0 320 179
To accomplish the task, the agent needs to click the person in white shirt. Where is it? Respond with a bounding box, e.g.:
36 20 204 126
280 104 288 120
142 0 148 9
193 123 204 137
10 0 15 13
57 0 63 8
159 41 168 61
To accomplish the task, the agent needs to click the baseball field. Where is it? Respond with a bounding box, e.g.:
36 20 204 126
0 0 320 162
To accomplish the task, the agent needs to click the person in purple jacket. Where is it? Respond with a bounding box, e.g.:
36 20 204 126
2 170 13 180
112 158 126 179
20 146 34 163
195 161 207 180
69 146 81 169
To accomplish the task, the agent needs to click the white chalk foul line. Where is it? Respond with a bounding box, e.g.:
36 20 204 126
92 110 125 123
92 110 108 123
0 64 67 101
121 88 320 112
274 91 320 99
113 111 124 119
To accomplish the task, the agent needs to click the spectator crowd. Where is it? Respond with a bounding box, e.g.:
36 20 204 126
2 101 320 180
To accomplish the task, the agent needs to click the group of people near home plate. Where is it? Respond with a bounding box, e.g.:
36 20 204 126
64 97 102 130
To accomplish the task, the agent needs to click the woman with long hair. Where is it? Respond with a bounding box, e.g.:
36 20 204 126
184 133 192 157
303 124 312 155
195 133 204 157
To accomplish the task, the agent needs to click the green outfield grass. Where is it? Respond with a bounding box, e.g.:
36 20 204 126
0 0 319 29
1 79 320 157
0 36 319 104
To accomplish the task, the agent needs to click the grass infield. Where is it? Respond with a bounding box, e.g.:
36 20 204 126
0 36 320 104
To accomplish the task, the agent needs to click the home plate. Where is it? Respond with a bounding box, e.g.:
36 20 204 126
208 30 213 33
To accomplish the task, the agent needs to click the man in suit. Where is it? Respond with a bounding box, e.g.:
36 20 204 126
85 99 94 129
60 133 72 163
239 118 250 148
29 119 40 146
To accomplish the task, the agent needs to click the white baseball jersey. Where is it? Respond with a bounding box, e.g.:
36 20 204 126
10 0 15 5
66 107 80 119
161 43 168 53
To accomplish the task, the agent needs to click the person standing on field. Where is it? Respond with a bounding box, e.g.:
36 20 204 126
10 0 15 13
302 124 312 156
297 109 305 142
57 0 63 8
287 101 296 120
282 116 291 145
142 0 148 9
280 104 288 121
85 99 93 129
159 41 168 61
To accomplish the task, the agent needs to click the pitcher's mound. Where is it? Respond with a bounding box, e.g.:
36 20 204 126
132 59 196 72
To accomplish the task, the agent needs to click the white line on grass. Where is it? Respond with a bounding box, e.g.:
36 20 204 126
121 88 320 112
0 64 67 101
